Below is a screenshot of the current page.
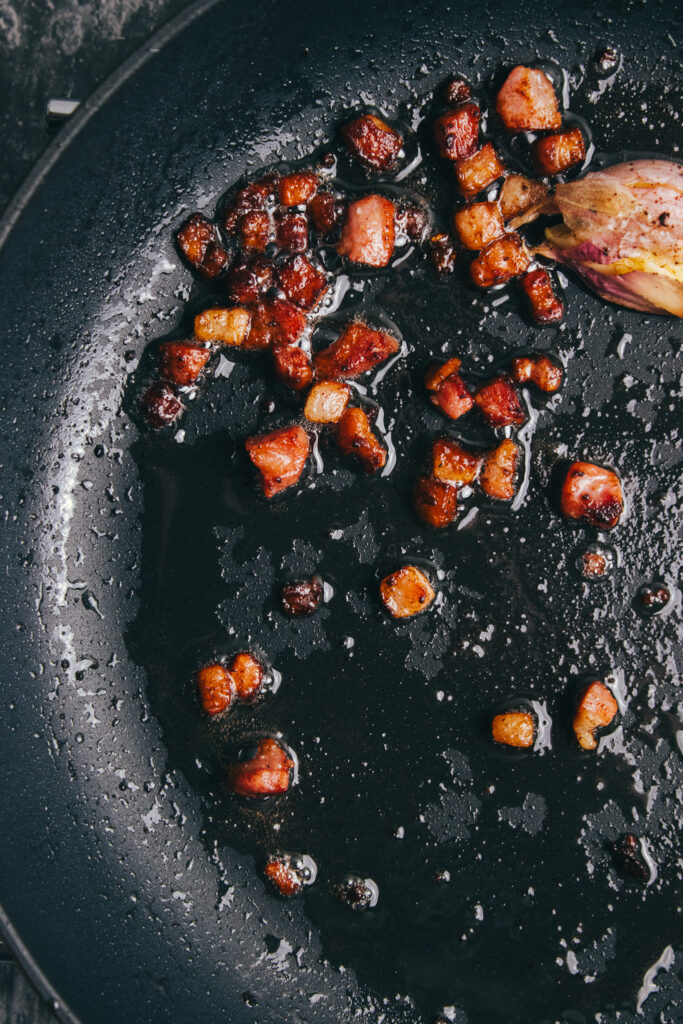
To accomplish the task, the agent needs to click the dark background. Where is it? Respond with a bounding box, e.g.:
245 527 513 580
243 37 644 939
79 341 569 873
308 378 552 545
0 2 195 1015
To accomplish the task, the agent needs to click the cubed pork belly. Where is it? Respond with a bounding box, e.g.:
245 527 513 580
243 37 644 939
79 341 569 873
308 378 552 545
428 370 474 421
176 213 229 279
278 171 319 207
511 354 563 392
197 663 235 716
470 233 530 288
276 254 328 310
227 256 274 305
474 376 525 427
159 342 210 386
227 738 293 797
274 211 309 253
453 202 505 250
264 857 304 897
560 462 623 529
303 381 350 423
341 114 403 172
239 210 272 252
141 381 183 429
431 439 483 485
307 192 342 235
229 652 263 702
492 711 535 747
272 345 313 391
454 143 506 199
496 66 562 132
246 297 307 350
434 103 480 161
223 175 279 234
335 407 386 473
281 578 323 616
337 194 396 267
413 473 458 528
379 565 435 618
313 321 398 380
245 424 310 498
573 681 618 750
519 269 565 324
532 126 586 176
194 307 251 347
480 439 522 500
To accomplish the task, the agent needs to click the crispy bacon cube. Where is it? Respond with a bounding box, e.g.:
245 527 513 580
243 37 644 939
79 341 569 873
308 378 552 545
470 233 530 288
307 192 342 235
492 711 535 748
336 194 396 267
229 652 263 702
245 424 310 498
276 254 328 310
239 210 272 252
313 321 399 380
141 381 182 429
264 857 303 897
498 174 551 226
223 176 279 234
431 439 483 485
278 171 319 207
341 114 403 172
428 233 457 275
474 376 525 427
227 737 293 797
424 357 462 392
159 342 210 386
304 381 350 423
176 213 229 279
443 76 471 105
281 578 323 616
335 407 386 473
573 681 618 750
453 202 505 251
194 307 251 347
519 269 565 324
480 439 522 501
560 462 623 529
248 297 307 351
454 143 505 199
197 663 235 716
272 345 313 391
434 103 480 161
227 256 274 305
275 211 309 253
379 565 435 619
496 66 562 133
426 360 474 421
511 354 563 392
532 126 586 176
413 473 458 528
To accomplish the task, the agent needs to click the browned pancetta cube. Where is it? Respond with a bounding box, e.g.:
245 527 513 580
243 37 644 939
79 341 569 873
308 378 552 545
453 202 505 251
519 269 565 324
480 439 522 500
229 652 263 702
278 171 319 207
335 407 386 473
474 376 525 427
245 424 310 498
239 210 272 252
492 711 535 748
276 255 328 310
532 127 586 176
454 143 505 199
431 439 483 485
443 76 471 105
244 297 307 351
430 373 474 421
176 213 229 279
560 462 623 529
194 307 251 347
341 114 403 172
227 738 293 797
275 211 309 253
428 233 458 275
159 342 210 386
227 256 274 305
197 663 235 716
496 66 562 132
470 233 530 288
413 473 458 528
573 681 618 750
336 194 396 267
434 103 480 161
303 381 350 424
307 192 342 235
272 345 313 391
379 565 435 618
511 354 563 392
223 175 279 233
141 381 183 429
313 321 399 380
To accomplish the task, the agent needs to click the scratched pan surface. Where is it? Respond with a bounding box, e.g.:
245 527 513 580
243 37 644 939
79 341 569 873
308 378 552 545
0 1 681 1022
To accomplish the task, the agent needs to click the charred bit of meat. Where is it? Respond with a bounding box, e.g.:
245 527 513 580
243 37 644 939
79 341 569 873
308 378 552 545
637 584 671 613
395 202 429 243
263 857 304 897
229 652 263 702
304 381 351 424
272 345 314 391
580 550 608 579
227 256 274 305
250 297 308 350
611 834 650 882
434 103 480 161
278 171 319 207
159 342 210 386
379 565 435 619
337 194 396 267
141 381 183 429
453 201 505 251
176 213 230 279
341 114 403 172
455 143 506 199
511 354 563 392
194 306 251 347
314 321 399 380
573 680 618 750
274 210 309 253
519 269 565 324
432 439 483 486
245 424 310 498
335 407 386 473
496 65 562 133
474 376 525 427
196 663 235 716
480 439 522 501
492 711 535 748
429 372 474 421
532 126 586 176
413 473 458 528
470 233 530 288
223 175 279 234
280 578 323 617
443 75 472 105
335 877 377 910
239 210 272 252
428 233 458 275
560 462 624 529
227 737 293 798
307 192 343 235
276 254 328 310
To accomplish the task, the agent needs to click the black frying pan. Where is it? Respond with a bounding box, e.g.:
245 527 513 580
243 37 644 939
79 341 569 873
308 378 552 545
0 1 681 1022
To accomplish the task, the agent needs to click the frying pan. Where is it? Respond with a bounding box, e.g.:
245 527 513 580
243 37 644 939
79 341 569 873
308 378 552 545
0 1 681 1021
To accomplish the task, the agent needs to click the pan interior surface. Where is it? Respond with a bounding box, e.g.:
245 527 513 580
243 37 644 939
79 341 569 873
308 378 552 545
0 2 681 1022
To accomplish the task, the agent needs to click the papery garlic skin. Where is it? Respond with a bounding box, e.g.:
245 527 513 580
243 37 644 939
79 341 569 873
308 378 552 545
536 159 683 317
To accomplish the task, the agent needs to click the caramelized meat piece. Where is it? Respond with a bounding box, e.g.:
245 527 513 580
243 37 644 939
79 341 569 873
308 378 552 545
496 66 562 132
519 269 565 324
499 174 551 226
281 578 323 616
303 381 350 423
380 565 435 619
337 194 396 267
274 211 309 253
532 126 586 176
429 372 474 421
264 857 304 897
455 143 505 199
434 103 480 161
194 306 251 347
314 321 399 380
272 345 313 391
227 256 274 305
424 357 462 392
474 376 525 427
560 462 623 529
443 75 471 105
335 407 386 473
581 550 608 579
223 176 278 234
239 210 272 252
492 711 535 748
432 439 483 486
470 233 530 288
176 213 229 279
229 652 263 702
611 835 650 882
395 203 429 243
573 681 618 750
159 342 210 386
227 737 293 797
278 171 319 207
141 381 182 429
245 424 310 498
480 439 522 501
413 473 458 528
453 202 505 251
276 254 328 310
341 114 403 172
336 876 378 909
511 354 563 392
428 233 457 275
197 663 235 716
307 192 342 235
637 584 671 613
247 297 308 351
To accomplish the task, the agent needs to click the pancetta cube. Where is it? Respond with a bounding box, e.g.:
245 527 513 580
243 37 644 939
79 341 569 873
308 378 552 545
519 269 565 324
453 202 505 250
251 297 307 349
239 210 272 252
560 462 623 529
498 174 551 225
227 738 293 797
276 255 328 309
496 66 562 132
532 126 586 176
434 103 480 161
573 681 618 750
336 194 396 267
194 307 251 347
492 711 535 748
443 76 471 105
278 171 319 207
229 652 263 702
245 424 310 498
335 407 386 473
454 143 505 199
141 381 183 429
227 256 274 304
197 663 235 716
429 372 474 421
413 473 458 528
313 321 399 380
272 345 313 391
379 565 435 618
395 203 429 243
480 439 522 500
511 354 563 392
223 175 279 234
341 114 403 172
176 213 229 279
281 578 323 616
424 357 462 392
275 211 309 253
159 342 210 386
431 439 483 485
470 233 530 288
264 857 304 897
474 376 525 427
428 233 457 275
307 192 342 235
303 381 350 423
